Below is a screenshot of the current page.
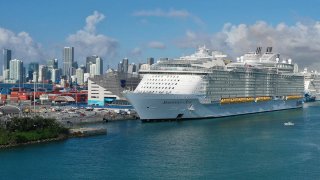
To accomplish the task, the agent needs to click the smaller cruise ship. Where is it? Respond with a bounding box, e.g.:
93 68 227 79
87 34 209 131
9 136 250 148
303 68 320 101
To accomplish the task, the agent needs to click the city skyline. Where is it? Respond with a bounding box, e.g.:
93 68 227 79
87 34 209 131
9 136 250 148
1 0 320 70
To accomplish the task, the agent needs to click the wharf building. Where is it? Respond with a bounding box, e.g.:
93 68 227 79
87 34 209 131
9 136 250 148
88 72 140 106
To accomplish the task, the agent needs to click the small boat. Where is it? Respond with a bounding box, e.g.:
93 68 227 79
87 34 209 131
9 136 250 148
284 122 294 126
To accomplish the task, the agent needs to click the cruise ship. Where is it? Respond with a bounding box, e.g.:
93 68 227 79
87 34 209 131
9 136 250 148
125 46 304 121
303 68 320 101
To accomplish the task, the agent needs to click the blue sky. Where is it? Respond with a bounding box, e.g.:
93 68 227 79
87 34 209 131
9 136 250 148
1 0 320 70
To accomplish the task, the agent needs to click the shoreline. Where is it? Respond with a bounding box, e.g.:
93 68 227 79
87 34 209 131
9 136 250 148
0 135 67 149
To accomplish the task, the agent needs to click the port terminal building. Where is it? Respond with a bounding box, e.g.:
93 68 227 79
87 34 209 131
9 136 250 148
88 72 140 106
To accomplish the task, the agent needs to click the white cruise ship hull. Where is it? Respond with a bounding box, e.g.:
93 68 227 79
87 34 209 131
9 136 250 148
125 93 303 121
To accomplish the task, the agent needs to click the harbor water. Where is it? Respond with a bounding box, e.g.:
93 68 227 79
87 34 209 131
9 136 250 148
1 102 320 179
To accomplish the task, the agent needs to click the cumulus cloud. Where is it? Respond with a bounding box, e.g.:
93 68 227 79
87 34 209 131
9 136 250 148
133 8 204 26
176 21 320 69
0 27 43 67
84 11 105 33
67 11 118 64
148 41 166 49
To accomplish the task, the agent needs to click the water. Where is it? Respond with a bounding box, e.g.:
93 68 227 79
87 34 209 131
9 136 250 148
1 103 320 179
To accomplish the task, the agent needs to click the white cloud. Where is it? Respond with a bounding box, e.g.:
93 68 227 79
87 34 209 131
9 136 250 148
67 11 118 64
129 47 142 57
176 21 320 69
148 41 166 49
133 8 190 18
0 27 43 67
84 11 105 33
133 8 204 26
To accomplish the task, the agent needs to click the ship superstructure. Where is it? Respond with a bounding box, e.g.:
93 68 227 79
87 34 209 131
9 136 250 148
125 46 304 121
303 68 320 101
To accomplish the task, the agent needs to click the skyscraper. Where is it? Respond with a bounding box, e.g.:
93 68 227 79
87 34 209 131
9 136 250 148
147 57 154 65
63 47 74 79
90 63 96 77
76 68 84 85
51 69 59 84
128 63 137 74
80 64 86 72
86 55 97 73
2 49 12 77
27 62 39 82
122 58 129 73
95 57 103 75
38 65 49 82
85 55 103 76
9 59 23 83
47 58 58 70
118 61 123 73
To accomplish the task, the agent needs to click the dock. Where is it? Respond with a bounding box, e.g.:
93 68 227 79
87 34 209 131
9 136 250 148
69 127 107 137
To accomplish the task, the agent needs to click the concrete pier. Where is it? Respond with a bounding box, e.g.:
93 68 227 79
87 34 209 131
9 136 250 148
69 127 107 137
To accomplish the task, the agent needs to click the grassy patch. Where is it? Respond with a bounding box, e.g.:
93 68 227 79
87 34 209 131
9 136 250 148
0 116 68 146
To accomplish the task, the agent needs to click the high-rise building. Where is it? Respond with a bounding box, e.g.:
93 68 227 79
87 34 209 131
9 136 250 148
71 75 77 83
63 47 74 79
3 69 9 80
147 57 154 65
85 55 103 75
84 73 90 83
47 59 58 70
72 61 78 75
118 61 123 73
76 68 84 85
117 58 129 73
51 69 59 83
9 59 23 83
38 65 49 82
86 55 97 73
90 64 96 77
2 49 12 77
122 58 129 73
27 62 39 82
80 64 86 72
128 63 136 74
95 57 103 75
32 72 38 83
